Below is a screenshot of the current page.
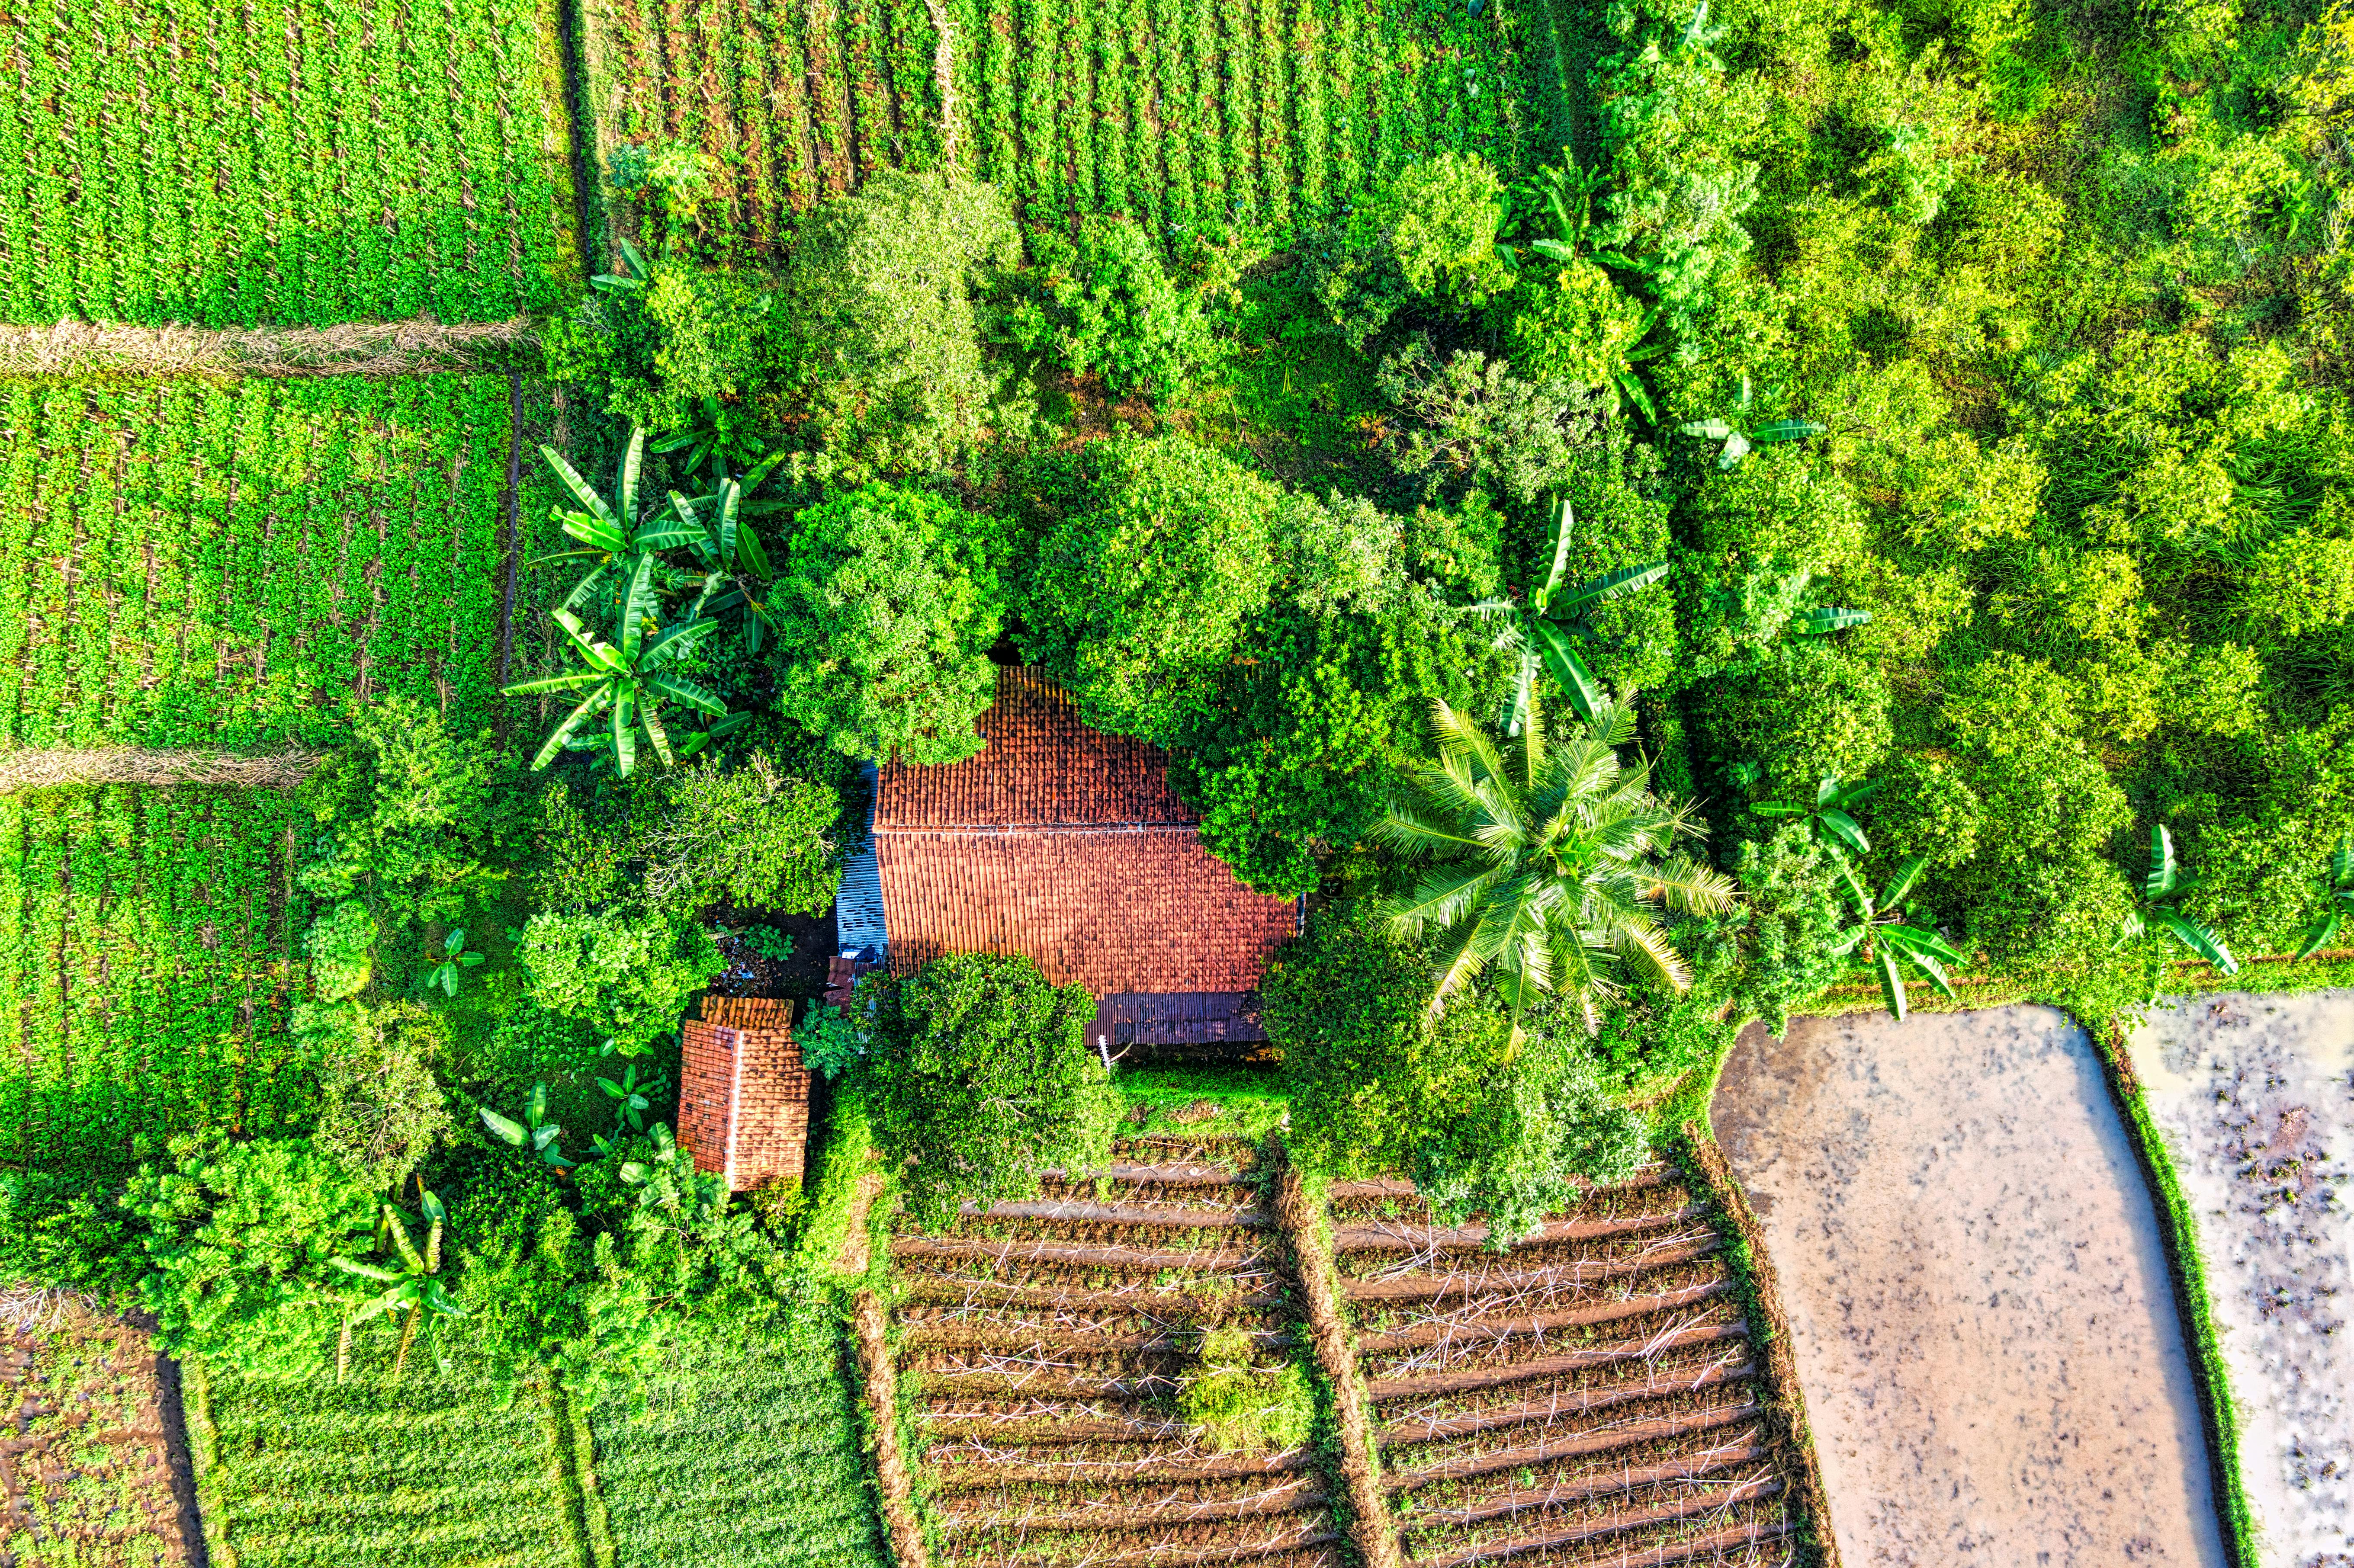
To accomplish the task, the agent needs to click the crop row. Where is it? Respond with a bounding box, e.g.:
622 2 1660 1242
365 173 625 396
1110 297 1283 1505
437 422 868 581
0 0 578 327
585 0 1540 261
0 785 312 1174
0 375 530 751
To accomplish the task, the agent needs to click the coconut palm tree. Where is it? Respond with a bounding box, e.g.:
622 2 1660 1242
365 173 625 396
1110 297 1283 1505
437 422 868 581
1376 693 1738 1036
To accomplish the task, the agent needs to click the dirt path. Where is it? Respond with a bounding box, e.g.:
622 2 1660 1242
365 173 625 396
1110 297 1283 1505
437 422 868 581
1712 1005 2229 1568
2131 990 2354 1568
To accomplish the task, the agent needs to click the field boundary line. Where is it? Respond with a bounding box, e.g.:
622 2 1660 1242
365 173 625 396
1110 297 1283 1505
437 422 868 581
1673 1127 1843 1568
546 1374 614 1568
1273 1162 1401 1568
856 1286 931 1568
0 320 533 379
179 1356 238 1568
0 748 320 794
154 1350 215 1568
2091 1017 2258 1568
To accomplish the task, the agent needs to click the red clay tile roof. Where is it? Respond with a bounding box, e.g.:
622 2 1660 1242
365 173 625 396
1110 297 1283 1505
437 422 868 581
873 666 1193 829
874 667 1296 997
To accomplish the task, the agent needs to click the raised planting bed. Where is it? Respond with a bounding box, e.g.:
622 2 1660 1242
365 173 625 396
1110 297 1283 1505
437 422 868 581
2131 990 2354 1567
1331 1167 1805 1568
887 1135 1341 1568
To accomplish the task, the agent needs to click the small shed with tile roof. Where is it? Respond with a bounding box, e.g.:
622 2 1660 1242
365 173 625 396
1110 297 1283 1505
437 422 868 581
871 666 1298 1056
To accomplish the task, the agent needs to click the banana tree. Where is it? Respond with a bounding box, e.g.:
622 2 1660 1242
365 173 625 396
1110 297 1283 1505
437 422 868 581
329 1183 464 1381
1473 498 1669 729
664 453 783 655
2124 825 2238 974
535 426 709 624
1833 855 1965 1021
479 1082 574 1170
1678 376 1826 469
2296 837 2354 958
503 552 729 777
652 394 771 483
1756 776 1879 856
419 927 485 998
598 1064 668 1134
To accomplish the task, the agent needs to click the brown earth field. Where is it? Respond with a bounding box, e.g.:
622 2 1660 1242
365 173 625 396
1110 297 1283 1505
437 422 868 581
1332 1165 1809 1568
1712 1005 2227 1568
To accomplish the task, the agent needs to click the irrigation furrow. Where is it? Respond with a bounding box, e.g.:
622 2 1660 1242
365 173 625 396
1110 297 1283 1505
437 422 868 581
1378 1360 1758 1447
1409 1478 1787 1568
1354 1279 1735 1354
1331 1205 1711 1256
1364 1320 1752 1403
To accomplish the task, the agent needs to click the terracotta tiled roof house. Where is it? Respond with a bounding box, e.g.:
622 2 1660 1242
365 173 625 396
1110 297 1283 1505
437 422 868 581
678 995 810 1191
868 666 1299 1055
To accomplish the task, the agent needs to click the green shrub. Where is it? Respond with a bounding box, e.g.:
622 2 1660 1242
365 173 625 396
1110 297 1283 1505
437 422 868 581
1020 435 1282 744
645 752 843 914
1699 641 1893 800
2239 529 2354 643
0 1172 143 1299
1502 257 1651 389
1872 752 1985 869
1375 341 1603 507
311 1001 454 1196
1728 825 1850 1036
1002 217 1213 401
1309 151 1515 348
769 483 1009 765
543 259 788 441
517 909 723 1058
784 169 1024 477
305 899 377 1003
860 954 1118 1228
1178 1328 1315 1454
298 696 507 931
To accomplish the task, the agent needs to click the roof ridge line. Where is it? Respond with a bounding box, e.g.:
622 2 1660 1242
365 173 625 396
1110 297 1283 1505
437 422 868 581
872 821 1201 835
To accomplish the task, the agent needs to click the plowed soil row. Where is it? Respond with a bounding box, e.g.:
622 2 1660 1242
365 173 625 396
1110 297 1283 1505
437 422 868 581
1337 1167 1810 1568
890 1138 1341 1568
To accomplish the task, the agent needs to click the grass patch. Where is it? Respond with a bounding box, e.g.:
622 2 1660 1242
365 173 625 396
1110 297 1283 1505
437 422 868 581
1117 1064 1290 1142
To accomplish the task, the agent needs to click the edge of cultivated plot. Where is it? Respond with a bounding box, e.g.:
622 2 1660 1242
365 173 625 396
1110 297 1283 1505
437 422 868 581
1272 1158 1401 1568
1670 1127 1844 1568
547 1376 614 1568
179 1356 237 1568
2088 1017 2260 1568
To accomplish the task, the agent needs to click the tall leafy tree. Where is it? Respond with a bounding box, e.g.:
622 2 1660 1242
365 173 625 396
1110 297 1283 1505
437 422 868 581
1377 693 1737 1033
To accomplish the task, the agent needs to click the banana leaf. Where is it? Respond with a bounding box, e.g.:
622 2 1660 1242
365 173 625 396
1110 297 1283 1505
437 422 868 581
1794 606 1872 634
1874 946 1909 1021
1552 558 1670 613
1750 419 1827 444
2296 907 2344 959
2150 905 2236 972
1879 853 1928 909
540 445 620 534
1817 807 1869 856
2145 824 2182 900
1530 620 1607 723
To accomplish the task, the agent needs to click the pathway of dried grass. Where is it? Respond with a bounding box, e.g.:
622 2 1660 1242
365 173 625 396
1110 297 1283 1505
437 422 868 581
0 317 531 379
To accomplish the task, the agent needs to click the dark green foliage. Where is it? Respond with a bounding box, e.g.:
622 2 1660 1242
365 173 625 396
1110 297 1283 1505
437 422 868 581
1729 826 1850 1037
644 752 844 914
0 1171 143 1299
544 258 790 443
1020 435 1283 744
1002 218 1214 401
783 170 1024 478
1375 342 1605 508
860 953 1118 1228
770 484 1010 765
297 696 509 932
1697 641 1893 801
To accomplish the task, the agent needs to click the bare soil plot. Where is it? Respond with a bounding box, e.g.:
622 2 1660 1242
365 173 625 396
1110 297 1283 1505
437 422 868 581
1712 1005 2227 1568
888 1135 1340 1568
0 1303 192 1568
1331 1166 1806 1568
2130 990 2354 1568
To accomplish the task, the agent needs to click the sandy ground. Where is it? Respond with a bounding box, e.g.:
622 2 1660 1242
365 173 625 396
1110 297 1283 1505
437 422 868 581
2131 991 2354 1568
1712 1005 2228 1568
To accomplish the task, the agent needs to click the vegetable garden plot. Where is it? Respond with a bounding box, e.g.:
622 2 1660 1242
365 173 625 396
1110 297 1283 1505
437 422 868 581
1333 1167 1804 1568
585 1305 888 1568
0 0 579 328
581 0 1540 264
0 376 540 752
186 1352 591 1568
889 1137 1342 1568
0 786 314 1173
0 1309 193 1565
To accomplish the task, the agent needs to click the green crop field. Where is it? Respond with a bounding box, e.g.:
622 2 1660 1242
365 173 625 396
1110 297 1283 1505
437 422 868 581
585 1308 886 1568
0 786 313 1172
581 0 1543 263
0 375 568 752
187 1352 593 1568
0 0 580 327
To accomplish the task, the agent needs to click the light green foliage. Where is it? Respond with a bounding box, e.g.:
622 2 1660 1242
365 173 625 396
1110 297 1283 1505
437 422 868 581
1313 152 1516 348
644 752 843 914
784 170 1024 477
1178 1327 1316 1453
2239 529 2354 643
1729 825 1852 1036
1503 257 1652 390
770 483 1008 765
861 953 1118 1228
311 1002 454 1196
305 900 378 1004
544 257 788 438
1005 217 1214 401
517 909 723 1058
586 1309 887 1568
124 1137 378 1371
297 696 503 931
797 1006 864 1081
1021 435 1283 744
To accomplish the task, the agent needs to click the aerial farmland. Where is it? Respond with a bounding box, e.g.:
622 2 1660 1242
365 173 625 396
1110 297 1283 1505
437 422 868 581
0 0 2351 1565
